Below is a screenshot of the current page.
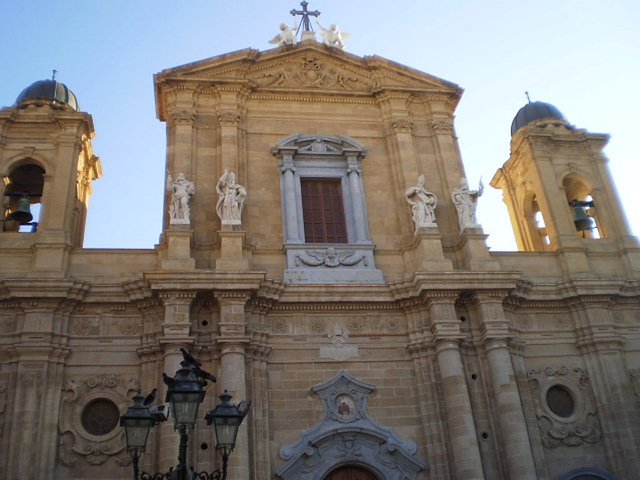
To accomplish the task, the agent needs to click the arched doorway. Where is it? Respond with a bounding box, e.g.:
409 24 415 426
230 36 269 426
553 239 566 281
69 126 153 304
324 466 380 480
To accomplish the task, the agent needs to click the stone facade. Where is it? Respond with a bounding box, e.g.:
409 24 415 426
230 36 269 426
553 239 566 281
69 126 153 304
1 38 639 480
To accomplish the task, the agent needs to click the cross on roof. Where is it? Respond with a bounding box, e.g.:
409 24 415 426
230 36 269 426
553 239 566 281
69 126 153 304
290 1 321 35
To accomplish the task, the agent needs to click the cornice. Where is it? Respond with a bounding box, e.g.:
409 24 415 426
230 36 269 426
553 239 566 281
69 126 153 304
143 270 266 292
0 278 90 301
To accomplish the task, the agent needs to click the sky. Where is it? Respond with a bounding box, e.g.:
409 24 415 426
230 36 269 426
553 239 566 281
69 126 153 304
1 1 638 250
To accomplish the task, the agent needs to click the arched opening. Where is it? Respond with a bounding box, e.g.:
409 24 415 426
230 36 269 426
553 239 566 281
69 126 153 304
2 163 45 232
324 465 380 480
563 175 602 239
521 192 551 251
559 466 619 480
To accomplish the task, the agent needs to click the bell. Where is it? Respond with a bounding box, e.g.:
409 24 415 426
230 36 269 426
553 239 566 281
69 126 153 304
8 196 33 224
571 203 595 232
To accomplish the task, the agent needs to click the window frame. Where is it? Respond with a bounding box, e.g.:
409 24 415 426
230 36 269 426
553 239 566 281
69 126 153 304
272 134 383 284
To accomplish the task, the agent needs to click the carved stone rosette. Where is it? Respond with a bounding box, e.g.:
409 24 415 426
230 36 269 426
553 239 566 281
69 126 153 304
58 375 140 467
528 366 602 448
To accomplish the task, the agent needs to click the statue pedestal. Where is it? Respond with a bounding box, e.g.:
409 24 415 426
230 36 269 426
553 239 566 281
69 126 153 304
457 227 500 271
406 227 453 271
216 226 249 271
161 227 195 270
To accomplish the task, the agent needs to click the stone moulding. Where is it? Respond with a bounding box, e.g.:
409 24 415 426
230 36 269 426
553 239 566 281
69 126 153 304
276 370 427 480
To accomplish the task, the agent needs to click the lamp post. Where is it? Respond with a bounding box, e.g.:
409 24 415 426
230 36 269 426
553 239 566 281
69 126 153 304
120 393 155 480
120 350 250 480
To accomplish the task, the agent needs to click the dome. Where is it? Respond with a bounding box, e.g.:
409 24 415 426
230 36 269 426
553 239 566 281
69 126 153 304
15 79 79 111
510 101 565 136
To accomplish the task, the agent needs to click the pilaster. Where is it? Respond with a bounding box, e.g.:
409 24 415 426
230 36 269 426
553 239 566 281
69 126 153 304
573 296 640 477
6 299 72 480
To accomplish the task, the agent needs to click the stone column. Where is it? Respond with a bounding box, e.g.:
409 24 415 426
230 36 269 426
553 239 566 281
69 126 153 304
428 295 484 479
279 154 299 243
216 292 251 480
475 293 537 480
157 292 196 473
346 154 368 243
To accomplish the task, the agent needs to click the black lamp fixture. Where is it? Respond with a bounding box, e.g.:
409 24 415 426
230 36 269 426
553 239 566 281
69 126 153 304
120 393 155 480
120 349 250 480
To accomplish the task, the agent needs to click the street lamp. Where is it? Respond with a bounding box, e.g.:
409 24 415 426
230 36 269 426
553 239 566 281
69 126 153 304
120 393 155 480
205 391 251 476
120 349 250 480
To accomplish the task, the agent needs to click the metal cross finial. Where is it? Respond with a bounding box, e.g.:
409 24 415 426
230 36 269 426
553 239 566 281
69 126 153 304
291 1 321 35
52 69 57 81
525 91 531 103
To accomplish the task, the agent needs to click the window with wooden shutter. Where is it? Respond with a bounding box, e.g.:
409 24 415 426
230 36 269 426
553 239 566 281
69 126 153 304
301 178 347 243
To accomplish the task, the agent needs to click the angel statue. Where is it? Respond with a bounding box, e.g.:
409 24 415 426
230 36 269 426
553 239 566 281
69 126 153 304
316 21 350 50
269 23 297 46
166 171 195 224
405 175 438 230
216 169 247 225
451 177 484 230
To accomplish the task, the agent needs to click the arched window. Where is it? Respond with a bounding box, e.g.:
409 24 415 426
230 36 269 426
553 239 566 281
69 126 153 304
2 163 44 233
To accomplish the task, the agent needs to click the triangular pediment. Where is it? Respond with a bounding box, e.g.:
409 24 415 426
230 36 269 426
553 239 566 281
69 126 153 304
155 42 461 117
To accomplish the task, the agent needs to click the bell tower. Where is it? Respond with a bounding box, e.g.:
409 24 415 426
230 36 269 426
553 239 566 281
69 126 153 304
0 78 101 273
491 101 639 273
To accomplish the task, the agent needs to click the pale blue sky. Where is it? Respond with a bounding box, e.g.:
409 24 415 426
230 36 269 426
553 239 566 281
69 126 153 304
1 1 638 249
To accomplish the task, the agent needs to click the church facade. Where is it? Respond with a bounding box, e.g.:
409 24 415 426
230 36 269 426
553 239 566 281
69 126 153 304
1 29 639 480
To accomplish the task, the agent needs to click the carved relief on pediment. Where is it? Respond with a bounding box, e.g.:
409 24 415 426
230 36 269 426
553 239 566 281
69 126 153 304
248 55 373 92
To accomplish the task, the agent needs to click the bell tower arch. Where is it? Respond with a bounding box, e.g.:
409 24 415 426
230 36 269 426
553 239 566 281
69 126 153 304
491 101 639 273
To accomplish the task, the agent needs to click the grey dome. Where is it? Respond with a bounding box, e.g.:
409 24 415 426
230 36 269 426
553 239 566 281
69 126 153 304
16 79 79 111
511 101 565 136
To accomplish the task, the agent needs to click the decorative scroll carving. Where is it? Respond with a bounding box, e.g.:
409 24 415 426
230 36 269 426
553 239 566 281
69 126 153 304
295 248 367 268
431 118 454 133
169 109 196 125
59 375 139 467
392 118 414 133
217 110 242 125
277 371 426 480
528 366 602 448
